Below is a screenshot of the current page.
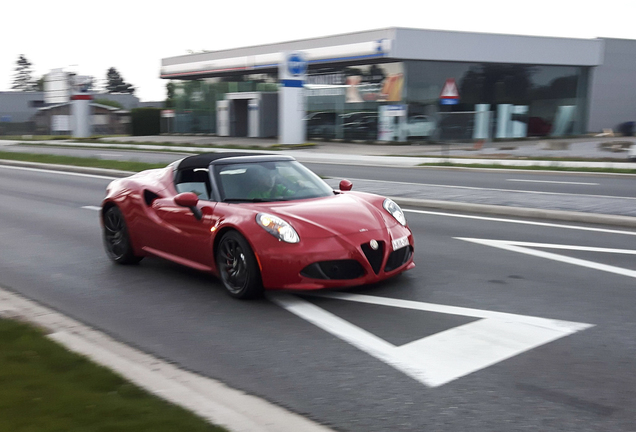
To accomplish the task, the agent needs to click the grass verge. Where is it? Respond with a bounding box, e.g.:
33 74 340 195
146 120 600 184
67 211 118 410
0 150 165 172
3 136 317 150
418 162 636 174
0 318 225 431
1 135 127 141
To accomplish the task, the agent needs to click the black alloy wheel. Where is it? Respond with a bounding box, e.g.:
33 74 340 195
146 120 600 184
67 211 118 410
216 231 263 299
103 206 142 265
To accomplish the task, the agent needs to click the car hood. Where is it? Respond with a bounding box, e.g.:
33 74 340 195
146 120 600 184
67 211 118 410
264 193 394 238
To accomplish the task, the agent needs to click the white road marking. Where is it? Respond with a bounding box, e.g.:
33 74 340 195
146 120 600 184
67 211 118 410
469 240 636 254
98 153 122 157
269 292 592 388
346 177 636 201
404 209 636 236
507 179 599 185
82 206 101 211
0 164 118 180
457 238 636 279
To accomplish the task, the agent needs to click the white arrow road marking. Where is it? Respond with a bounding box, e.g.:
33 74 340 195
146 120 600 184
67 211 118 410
269 292 592 388
457 238 636 279
403 209 636 237
82 206 101 211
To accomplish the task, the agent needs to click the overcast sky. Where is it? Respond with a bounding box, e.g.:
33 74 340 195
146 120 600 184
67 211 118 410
3 0 636 102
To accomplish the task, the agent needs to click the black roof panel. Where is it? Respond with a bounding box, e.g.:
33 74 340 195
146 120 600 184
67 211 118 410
177 152 270 170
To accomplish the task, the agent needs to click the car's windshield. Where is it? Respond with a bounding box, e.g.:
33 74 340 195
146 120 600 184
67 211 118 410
215 160 334 202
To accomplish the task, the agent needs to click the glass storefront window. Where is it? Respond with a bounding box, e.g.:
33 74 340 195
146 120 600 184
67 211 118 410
405 61 590 139
172 73 278 134
305 62 404 141
169 59 589 140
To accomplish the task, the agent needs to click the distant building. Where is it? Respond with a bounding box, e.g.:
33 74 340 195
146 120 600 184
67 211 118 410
0 91 46 134
0 81 143 135
160 27 636 141
0 91 46 123
34 102 131 135
44 69 141 109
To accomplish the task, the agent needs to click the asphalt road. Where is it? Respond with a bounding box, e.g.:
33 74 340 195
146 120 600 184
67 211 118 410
3 144 636 199
1 165 635 431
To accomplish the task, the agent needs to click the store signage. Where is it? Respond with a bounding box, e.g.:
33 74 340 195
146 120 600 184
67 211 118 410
385 104 407 116
287 52 308 77
376 38 388 54
306 73 346 86
440 78 460 105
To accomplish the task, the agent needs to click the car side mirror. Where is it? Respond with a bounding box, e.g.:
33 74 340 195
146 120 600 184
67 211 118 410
175 192 199 207
339 179 353 191
175 192 203 220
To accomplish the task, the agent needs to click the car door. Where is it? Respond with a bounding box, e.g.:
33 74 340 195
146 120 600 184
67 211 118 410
148 197 218 269
143 166 219 269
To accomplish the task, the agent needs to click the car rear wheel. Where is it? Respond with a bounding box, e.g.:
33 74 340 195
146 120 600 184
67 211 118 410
216 231 263 299
103 206 143 265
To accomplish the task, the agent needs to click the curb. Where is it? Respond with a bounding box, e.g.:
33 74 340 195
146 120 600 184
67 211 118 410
0 286 332 432
2 160 634 229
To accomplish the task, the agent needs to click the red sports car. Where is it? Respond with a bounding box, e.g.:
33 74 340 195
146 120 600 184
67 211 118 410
101 153 415 299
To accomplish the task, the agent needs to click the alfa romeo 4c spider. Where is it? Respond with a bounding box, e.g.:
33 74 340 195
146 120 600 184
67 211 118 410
101 153 415 299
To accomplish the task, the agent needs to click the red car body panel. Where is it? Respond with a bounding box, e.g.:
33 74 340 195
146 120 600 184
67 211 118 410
101 158 415 291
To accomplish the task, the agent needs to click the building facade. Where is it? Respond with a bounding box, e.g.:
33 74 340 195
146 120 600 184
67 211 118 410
33 102 131 135
160 28 623 142
0 90 141 135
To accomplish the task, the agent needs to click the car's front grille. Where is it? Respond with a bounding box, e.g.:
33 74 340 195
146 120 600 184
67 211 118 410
384 246 413 272
300 260 366 280
361 241 385 275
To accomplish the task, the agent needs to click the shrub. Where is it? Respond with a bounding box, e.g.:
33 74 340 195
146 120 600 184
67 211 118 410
131 108 161 136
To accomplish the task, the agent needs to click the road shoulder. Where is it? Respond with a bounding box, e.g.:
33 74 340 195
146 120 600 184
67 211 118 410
0 285 333 432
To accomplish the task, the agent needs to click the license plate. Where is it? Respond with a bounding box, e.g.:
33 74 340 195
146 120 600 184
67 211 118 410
391 236 409 251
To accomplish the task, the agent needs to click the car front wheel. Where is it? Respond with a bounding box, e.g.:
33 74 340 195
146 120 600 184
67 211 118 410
103 206 143 265
216 231 263 299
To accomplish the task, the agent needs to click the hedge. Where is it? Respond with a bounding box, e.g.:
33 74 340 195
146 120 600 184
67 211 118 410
131 108 161 136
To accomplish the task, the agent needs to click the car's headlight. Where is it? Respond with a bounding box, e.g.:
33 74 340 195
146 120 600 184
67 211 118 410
383 199 406 226
256 213 300 243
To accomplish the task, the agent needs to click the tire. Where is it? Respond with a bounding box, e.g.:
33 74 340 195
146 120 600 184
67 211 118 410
102 206 143 265
216 231 263 299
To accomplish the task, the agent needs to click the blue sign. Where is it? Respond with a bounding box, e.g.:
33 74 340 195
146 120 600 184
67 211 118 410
376 39 386 54
440 98 459 105
287 53 307 77
0 115 11 122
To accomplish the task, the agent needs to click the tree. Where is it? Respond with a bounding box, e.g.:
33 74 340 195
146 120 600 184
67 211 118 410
165 81 176 108
35 76 45 92
12 54 37 91
105 67 135 94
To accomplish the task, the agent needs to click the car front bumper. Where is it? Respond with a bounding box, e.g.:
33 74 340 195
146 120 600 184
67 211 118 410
254 224 415 290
